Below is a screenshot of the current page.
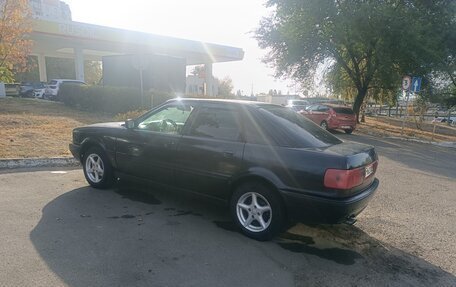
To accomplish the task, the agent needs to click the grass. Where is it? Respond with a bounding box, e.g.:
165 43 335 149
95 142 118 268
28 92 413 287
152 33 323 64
356 116 456 142
0 97 112 158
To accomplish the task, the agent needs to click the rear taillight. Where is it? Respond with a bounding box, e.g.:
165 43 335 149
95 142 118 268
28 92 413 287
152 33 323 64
324 161 378 190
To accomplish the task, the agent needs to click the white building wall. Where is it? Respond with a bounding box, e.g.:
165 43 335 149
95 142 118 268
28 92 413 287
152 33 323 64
186 75 218 97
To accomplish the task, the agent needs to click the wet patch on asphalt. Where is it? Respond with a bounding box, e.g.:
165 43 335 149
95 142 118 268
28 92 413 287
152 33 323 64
114 187 162 205
277 231 363 265
277 241 362 265
107 214 136 219
170 210 203 217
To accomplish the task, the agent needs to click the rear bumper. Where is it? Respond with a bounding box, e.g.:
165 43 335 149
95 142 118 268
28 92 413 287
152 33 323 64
328 120 356 130
69 143 82 162
281 178 379 224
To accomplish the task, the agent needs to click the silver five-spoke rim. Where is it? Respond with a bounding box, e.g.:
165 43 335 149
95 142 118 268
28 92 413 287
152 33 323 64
236 192 272 232
85 154 104 183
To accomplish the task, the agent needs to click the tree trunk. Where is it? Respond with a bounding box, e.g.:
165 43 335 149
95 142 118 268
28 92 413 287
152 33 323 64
352 87 368 123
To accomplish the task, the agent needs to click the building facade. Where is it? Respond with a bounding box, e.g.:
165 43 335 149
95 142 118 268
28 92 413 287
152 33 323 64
186 75 218 97
29 0 72 22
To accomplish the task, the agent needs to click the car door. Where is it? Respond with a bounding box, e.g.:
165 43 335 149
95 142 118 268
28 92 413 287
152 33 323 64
175 104 245 199
303 105 319 123
115 102 196 185
314 105 330 124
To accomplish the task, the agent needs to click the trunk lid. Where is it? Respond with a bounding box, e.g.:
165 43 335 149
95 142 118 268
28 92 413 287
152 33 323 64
323 142 377 169
323 142 378 196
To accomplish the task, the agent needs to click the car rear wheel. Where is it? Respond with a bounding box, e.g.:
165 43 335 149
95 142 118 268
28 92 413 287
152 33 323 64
231 181 285 241
320 121 328 130
344 129 353 134
82 146 114 189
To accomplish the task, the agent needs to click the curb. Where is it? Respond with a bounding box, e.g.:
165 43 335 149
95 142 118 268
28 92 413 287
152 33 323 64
385 136 456 148
0 157 80 170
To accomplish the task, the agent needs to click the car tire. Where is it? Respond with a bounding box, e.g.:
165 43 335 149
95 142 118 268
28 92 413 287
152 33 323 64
230 181 286 241
26 90 34 98
344 129 353 134
82 146 114 189
320 121 328 130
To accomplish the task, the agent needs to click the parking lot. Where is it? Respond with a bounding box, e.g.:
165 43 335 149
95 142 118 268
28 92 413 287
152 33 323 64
0 133 455 287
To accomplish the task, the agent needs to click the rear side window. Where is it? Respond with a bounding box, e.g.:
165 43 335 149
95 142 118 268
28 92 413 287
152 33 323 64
189 107 242 142
257 105 342 148
332 107 354 114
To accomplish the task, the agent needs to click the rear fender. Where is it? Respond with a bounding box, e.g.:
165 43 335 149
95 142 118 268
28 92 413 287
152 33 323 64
230 167 286 195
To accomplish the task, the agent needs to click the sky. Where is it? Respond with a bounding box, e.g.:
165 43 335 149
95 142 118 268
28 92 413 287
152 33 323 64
62 0 295 95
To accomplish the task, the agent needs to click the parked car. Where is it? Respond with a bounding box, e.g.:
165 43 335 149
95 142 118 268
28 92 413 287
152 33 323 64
19 82 36 97
18 82 49 98
4 83 19 96
45 79 87 100
432 117 455 125
70 99 379 240
33 82 47 99
300 104 357 134
286 99 309 112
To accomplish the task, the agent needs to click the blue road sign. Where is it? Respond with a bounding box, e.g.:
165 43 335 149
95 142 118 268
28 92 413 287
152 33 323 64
411 77 422 93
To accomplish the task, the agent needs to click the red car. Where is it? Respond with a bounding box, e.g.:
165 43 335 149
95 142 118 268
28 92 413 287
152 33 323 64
299 104 357 134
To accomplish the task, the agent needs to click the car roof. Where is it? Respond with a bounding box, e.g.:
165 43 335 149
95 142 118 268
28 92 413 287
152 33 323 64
322 104 352 108
167 98 277 108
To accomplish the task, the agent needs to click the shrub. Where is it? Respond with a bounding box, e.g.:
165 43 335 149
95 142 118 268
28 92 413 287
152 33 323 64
60 84 174 114
114 109 148 121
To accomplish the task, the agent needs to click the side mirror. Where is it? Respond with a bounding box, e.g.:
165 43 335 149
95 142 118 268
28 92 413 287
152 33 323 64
125 119 135 129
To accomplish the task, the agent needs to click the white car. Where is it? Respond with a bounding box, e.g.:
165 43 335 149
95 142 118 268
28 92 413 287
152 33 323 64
32 82 47 99
432 116 456 125
44 79 87 100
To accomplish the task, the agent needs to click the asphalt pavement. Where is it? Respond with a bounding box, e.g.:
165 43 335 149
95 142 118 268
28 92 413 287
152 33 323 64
0 133 455 287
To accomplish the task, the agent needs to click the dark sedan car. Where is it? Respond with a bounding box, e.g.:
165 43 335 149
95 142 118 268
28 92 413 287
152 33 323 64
70 99 379 240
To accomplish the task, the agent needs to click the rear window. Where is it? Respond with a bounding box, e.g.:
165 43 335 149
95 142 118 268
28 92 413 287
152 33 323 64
332 107 354 114
256 105 342 148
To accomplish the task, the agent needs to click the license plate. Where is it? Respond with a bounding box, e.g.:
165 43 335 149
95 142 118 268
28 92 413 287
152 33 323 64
341 125 351 129
365 163 374 178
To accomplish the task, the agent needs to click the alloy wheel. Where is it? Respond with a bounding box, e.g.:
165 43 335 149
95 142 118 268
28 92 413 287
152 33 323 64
85 153 105 183
236 192 272 232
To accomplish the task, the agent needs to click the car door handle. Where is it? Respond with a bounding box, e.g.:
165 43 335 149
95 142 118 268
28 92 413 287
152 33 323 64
223 151 235 158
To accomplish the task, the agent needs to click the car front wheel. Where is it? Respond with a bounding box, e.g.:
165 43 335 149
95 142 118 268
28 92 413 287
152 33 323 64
82 146 114 189
231 181 285 241
320 121 328 130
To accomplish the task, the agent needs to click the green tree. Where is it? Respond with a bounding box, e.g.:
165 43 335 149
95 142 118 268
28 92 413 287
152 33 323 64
255 0 455 121
217 76 234 98
84 60 102 85
0 0 32 82
191 65 205 77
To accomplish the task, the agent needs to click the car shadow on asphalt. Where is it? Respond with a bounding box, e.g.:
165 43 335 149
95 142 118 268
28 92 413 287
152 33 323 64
30 183 455 287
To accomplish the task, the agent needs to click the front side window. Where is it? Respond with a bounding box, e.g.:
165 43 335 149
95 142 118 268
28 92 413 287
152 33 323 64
189 107 242 142
137 104 194 134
